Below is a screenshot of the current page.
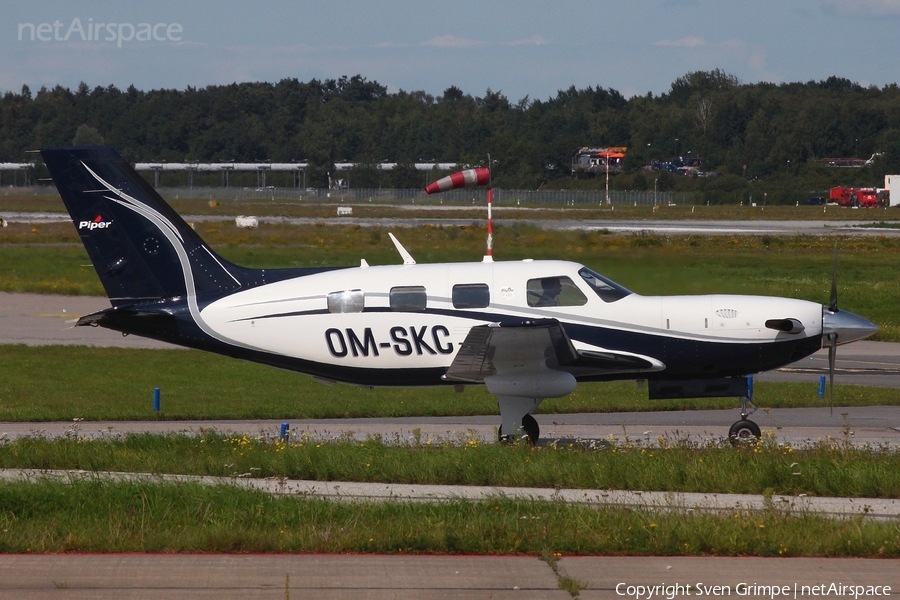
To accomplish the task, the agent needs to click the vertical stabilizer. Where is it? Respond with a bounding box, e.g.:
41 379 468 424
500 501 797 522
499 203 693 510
41 146 245 307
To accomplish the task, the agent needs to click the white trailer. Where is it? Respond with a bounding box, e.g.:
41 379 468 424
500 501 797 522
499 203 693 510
885 175 900 206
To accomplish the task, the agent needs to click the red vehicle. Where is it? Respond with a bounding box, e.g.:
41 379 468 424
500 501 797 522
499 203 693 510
828 186 884 208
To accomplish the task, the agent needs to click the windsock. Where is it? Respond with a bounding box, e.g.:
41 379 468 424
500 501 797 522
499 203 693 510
424 167 490 194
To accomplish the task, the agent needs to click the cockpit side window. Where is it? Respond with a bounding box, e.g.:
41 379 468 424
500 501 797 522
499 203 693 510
578 267 632 303
327 289 364 313
452 283 490 309
526 276 587 307
390 286 427 312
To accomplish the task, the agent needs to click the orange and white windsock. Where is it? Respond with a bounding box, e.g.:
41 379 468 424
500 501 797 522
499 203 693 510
424 167 490 194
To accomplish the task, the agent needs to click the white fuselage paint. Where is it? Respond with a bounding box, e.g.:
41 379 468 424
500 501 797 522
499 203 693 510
200 259 824 370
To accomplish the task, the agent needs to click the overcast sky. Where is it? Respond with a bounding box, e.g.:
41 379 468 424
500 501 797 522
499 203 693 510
4 0 900 101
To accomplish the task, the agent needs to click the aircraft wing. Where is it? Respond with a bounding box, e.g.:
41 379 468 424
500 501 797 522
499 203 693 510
443 319 664 386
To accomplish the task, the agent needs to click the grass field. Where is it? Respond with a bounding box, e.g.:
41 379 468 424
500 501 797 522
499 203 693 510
2 196 899 560
0 345 896 421
2 220 900 338
3 432 899 498
2 479 899 557
1 220 899 421
2 433 900 558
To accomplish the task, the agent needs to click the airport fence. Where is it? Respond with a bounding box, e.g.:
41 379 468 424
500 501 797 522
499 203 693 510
7 185 683 206
155 187 679 206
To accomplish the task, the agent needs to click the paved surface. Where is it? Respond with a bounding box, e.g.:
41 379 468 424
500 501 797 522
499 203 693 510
0 554 897 599
4 209 900 236
2 405 900 446
0 292 178 348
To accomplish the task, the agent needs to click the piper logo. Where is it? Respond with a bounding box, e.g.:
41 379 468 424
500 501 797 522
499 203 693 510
78 215 112 230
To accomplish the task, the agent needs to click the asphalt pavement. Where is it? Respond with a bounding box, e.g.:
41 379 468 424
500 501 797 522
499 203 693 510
4 208 900 236
0 555 897 599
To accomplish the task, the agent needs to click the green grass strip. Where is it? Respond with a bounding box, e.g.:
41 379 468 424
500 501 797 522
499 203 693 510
3 222 900 340
1 345 898 421
3 433 900 498
0 479 898 556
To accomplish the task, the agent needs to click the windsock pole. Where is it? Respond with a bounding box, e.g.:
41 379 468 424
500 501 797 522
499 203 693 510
485 186 493 261
484 155 493 261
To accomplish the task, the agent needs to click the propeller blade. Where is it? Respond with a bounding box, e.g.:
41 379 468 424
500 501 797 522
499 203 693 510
829 241 838 313
828 333 837 416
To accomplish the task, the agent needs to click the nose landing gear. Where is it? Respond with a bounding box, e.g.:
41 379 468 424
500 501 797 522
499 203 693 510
729 395 761 441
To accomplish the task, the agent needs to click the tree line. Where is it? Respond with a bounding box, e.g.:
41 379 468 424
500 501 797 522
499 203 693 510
3 70 900 203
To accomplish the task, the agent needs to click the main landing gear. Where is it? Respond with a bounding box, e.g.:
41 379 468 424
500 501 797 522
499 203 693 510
498 414 540 444
729 395 761 441
497 396 542 444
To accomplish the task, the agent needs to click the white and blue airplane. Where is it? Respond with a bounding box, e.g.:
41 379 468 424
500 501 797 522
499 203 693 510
40 146 879 442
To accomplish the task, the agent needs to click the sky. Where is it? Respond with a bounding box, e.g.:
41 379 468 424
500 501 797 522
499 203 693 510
3 0 900 102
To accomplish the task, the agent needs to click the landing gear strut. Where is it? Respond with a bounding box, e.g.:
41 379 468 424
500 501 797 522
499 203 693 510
498 414 540 444
729 395 761 441
497 396 542 444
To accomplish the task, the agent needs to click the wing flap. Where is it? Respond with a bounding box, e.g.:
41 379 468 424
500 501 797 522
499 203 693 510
444 320 664 385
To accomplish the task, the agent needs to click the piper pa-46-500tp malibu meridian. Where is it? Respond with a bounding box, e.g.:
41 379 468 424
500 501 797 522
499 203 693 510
41 146 879 442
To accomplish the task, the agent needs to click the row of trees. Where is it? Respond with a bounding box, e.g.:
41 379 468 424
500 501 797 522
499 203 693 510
3 71 900 202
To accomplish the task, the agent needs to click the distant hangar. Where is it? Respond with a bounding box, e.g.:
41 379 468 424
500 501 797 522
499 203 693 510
134 161 458 188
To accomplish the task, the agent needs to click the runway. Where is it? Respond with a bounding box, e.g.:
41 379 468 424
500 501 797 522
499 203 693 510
4 209 900 236
0 554 897 600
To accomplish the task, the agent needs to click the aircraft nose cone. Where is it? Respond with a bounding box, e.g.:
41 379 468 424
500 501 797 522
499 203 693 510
823 309 879 346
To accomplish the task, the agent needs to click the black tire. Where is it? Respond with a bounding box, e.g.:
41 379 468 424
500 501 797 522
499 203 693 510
498 415 540 444
728 419 761 441
522 414 540 444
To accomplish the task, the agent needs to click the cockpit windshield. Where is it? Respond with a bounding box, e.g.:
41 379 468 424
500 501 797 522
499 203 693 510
578 267 632 303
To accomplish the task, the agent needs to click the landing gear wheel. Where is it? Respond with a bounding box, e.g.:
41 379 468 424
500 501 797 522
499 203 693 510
521 414 540 445
498 415 540 444
729 419 761 442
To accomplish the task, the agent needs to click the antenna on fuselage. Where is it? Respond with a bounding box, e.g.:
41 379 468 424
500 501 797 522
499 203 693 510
424 165 492 262
388 232 416 265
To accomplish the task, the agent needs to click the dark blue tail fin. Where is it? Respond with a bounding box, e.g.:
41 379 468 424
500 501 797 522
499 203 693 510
42 146 250 307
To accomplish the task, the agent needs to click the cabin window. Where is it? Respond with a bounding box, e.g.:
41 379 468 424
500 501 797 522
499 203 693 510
578 267 632 303
526 276 587 307
327 289 364 314
390 286 427 312
452 283 490 309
